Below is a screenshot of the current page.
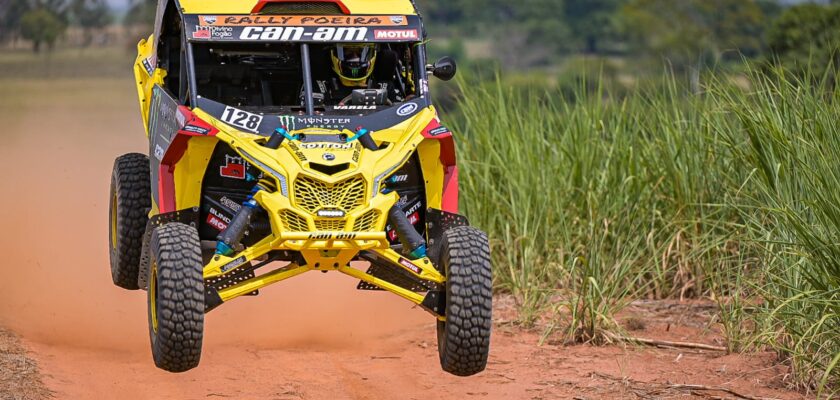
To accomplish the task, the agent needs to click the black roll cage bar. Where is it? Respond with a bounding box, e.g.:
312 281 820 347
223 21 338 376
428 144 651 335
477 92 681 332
181 39 430 115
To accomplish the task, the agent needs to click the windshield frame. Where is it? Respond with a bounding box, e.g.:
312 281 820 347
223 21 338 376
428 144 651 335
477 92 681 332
184 40 428 116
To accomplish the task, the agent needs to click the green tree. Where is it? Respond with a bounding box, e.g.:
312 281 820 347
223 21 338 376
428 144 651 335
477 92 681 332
766 3 840 76
70 0 111 46
456 0 571 68
622 0 766 89
564 0 621 54
0 0 33 43
20 7 67 52
124 0 156 27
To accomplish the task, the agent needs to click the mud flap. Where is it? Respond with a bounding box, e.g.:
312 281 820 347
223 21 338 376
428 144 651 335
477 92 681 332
137 208 200 290
425 208 469 266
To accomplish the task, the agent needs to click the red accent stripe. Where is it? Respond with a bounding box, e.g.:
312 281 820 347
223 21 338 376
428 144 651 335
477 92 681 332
251 0 350 14
421 118 459 212
442 166 459 213
156 135 191 213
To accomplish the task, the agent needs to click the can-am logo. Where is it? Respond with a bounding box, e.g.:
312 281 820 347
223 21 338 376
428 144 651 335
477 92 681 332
240 26 368 41
374 30 418 40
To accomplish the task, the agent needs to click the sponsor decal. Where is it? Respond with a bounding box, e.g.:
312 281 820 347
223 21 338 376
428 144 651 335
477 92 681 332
389 174 409 183
278 115 296 130
220 196 242 212
219 155 248 179
398 258 422 274
308 233 358 239
333 105 377 110
192 29 210 39
419 78 429 95
288 142 307 161
141 57 155 76
295 116 351 129
221 256 247 273
175 109 187 128
182 124 212 135
239 26 368 42
193 26 234 39
299 142 354 150
407 211 420 225
352 142 361 163
374 29 418 40
323 153 336 161
220 106 263 132
200 15 407 27
396 103 418 117
206 211 229 231
428 126 451 137
405 201 423 216
153 144 165 161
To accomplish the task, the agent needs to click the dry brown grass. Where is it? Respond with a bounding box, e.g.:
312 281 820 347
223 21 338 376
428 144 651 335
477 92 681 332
0 327 50 400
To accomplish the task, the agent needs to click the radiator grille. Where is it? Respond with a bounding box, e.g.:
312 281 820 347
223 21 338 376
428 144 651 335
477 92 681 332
279 210 310 232
353 209 381 232
294 175 366 215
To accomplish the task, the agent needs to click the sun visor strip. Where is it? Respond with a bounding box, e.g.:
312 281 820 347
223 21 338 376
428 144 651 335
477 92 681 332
183 14 423 43
195 96 429 136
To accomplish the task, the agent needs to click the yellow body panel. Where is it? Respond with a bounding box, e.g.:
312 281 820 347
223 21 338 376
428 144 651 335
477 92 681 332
133 36 165 136
178 0 417 15
134 3 452 315
191 107 447 311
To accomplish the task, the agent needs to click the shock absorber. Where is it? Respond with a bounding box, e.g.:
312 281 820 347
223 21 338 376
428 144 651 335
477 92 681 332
215 129 287 256
387 200 427 259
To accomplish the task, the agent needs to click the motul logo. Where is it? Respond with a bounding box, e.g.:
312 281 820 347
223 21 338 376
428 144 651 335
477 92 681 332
374 29 418 40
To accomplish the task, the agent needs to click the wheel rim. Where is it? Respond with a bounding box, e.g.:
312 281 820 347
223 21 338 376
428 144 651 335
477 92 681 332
110 192 118 250
149 262 159 333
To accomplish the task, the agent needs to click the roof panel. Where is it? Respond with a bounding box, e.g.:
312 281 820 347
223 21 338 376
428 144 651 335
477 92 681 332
178 0 417 15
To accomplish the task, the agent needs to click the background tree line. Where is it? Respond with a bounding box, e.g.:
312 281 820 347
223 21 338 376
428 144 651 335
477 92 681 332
0 0 838 77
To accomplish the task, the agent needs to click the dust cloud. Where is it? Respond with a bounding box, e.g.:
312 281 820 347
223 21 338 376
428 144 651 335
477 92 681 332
0 78 426 353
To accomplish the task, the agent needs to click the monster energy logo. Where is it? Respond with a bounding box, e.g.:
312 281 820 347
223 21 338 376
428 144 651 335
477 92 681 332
279 115 296 130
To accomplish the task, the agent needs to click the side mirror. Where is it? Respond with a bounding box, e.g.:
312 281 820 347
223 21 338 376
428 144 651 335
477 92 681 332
430 57 457 81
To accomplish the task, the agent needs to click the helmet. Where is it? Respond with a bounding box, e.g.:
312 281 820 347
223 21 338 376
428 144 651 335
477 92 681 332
331 44 377 87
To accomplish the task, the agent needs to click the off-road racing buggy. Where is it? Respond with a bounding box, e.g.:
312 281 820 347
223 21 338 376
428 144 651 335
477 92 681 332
109 0 491 376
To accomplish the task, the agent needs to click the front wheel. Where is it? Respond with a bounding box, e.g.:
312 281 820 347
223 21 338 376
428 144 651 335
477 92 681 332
147 223 205 373
108 153 151 290
436 226 492 376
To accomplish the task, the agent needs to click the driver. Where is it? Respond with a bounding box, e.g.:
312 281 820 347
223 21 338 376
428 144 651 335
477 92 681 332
309 43 409 106
332 43 378 89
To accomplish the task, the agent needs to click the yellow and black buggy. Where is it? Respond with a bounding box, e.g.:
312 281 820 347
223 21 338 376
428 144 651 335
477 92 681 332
108 0 492 376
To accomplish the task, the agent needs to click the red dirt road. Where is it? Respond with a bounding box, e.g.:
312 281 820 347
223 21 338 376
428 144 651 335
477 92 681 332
0 79 809 399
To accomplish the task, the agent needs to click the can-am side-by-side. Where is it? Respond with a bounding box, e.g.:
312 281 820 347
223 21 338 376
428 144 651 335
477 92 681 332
108 0 491 376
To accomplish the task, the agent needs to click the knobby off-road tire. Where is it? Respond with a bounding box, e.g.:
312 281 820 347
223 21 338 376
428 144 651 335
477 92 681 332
109 153 151 290
147 223 205 373
437 226 492 376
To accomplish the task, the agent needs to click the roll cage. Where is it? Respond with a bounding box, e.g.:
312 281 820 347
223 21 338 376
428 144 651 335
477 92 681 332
152 0 429 121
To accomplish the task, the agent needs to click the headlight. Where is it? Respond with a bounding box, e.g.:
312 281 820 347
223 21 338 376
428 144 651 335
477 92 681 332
238 148 289 197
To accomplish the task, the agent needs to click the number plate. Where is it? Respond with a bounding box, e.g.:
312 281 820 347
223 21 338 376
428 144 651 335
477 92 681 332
221 106 263 133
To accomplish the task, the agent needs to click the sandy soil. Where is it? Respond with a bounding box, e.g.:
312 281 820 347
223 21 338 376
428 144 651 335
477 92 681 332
0 78 810 399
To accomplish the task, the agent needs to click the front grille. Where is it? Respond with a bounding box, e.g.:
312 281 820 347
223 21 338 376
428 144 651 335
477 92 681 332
294 175 366 215
353 209 381 232
315 219 346 231
279 210 310 232
258 2 344 15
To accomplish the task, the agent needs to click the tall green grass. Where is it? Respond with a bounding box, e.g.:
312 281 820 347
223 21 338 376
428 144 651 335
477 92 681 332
451 66 838 394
